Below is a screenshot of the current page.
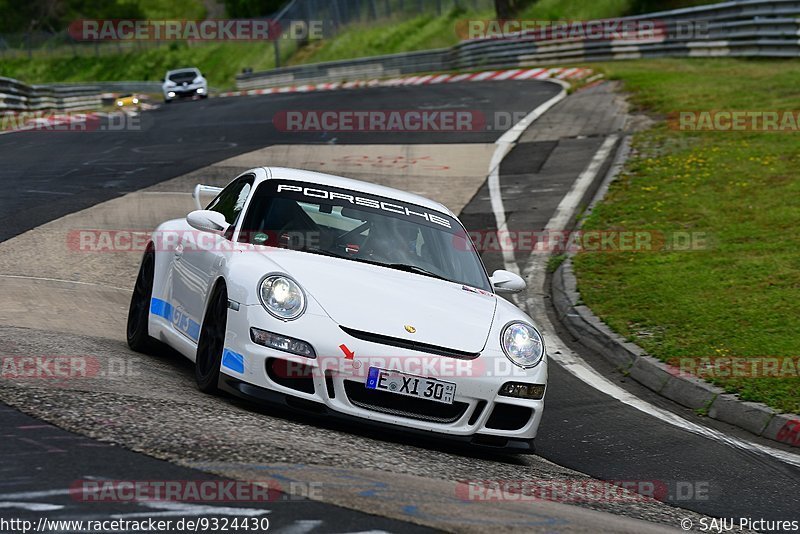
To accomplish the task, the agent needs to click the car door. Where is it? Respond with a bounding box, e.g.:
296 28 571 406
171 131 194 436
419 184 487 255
170 175 253 343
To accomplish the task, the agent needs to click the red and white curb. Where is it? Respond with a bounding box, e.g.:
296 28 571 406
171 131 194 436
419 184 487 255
219 67 595 98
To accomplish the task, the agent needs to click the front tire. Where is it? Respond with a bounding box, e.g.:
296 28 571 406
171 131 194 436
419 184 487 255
195 282 228 394
127 249 157 352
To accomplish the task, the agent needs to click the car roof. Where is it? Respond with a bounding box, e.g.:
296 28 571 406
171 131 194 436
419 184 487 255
259 166 455 217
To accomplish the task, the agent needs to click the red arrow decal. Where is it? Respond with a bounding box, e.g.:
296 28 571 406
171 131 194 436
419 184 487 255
339 344 355 360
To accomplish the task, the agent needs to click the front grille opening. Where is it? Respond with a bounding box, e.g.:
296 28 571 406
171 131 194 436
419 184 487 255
468 400 487 426
340 326 480 360
485 404 532 431
324 371 336 399
344 380 468 423
266 358 315 394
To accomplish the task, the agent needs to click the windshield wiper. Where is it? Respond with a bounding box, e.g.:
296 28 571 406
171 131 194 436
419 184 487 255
383 263 448 281
296 246 345 259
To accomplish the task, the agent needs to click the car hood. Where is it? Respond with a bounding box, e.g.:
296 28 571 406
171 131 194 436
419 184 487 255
267 250 497 354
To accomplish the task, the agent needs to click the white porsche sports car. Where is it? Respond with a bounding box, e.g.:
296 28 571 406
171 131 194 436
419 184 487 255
126 167 547 451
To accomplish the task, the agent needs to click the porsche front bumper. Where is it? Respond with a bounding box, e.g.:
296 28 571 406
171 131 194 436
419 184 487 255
219 303 547 451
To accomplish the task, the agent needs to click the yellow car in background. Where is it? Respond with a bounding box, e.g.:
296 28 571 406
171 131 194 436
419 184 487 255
115 94 141 108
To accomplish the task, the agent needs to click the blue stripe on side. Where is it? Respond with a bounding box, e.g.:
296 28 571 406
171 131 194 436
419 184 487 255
150 298 173 320
186 320 201 342
150 298 200 342
222 349 245 374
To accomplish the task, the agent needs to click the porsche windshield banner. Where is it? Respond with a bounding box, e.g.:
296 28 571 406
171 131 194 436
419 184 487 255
264 180 458 231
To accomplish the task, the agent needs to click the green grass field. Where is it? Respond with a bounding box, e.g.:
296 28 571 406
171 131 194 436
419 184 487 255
574 58 800 414
0 42 277 88
0 0 719 88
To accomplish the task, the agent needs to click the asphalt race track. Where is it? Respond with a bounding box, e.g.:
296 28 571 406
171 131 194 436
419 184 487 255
0 81 560 242
0 80 798 532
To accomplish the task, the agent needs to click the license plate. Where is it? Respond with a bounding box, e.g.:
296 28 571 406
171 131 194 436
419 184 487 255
365 367 456 404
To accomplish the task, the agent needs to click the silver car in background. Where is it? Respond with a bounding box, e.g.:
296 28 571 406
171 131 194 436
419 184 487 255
162 67 208 103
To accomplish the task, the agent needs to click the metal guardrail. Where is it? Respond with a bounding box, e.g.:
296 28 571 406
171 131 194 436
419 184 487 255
46 81 165 94
0 76 102 112
236 49 451 90
236 0 800 90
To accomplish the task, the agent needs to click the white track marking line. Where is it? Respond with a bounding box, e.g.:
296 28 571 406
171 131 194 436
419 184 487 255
487 84 568 278
0 489 71 500
487 89 800 468
0 274 130 292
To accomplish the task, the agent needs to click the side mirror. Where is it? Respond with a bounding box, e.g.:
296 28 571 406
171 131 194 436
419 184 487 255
186 210 229 234
490 269 526 294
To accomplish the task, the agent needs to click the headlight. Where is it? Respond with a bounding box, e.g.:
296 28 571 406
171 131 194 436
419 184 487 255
501 322 544 368
259 274 305 320
132 97 139 104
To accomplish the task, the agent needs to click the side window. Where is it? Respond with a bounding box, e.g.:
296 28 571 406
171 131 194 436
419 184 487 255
207 175 254 225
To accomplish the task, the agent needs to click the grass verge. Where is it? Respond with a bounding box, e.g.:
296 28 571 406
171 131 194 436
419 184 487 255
0 0 720 88
573 58 800 414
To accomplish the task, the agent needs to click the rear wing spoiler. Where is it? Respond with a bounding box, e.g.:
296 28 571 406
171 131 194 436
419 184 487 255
192 184 223 210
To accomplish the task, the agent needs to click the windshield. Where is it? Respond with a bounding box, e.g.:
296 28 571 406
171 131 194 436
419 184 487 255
168 70 199 83
239 179 491 291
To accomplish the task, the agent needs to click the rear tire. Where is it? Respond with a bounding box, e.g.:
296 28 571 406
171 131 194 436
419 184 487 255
195 282 228 394
127 249 157 353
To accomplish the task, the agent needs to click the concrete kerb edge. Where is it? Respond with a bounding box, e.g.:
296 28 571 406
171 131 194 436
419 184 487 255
547 135 800 448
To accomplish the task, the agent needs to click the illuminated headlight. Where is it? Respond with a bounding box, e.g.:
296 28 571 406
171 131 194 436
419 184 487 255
501 322 544 368
259 274 305 320
132 97 139 104
167 91 176 98
116 101 123 106
499 382 546 400
196 87 205 94
250 327 315 358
